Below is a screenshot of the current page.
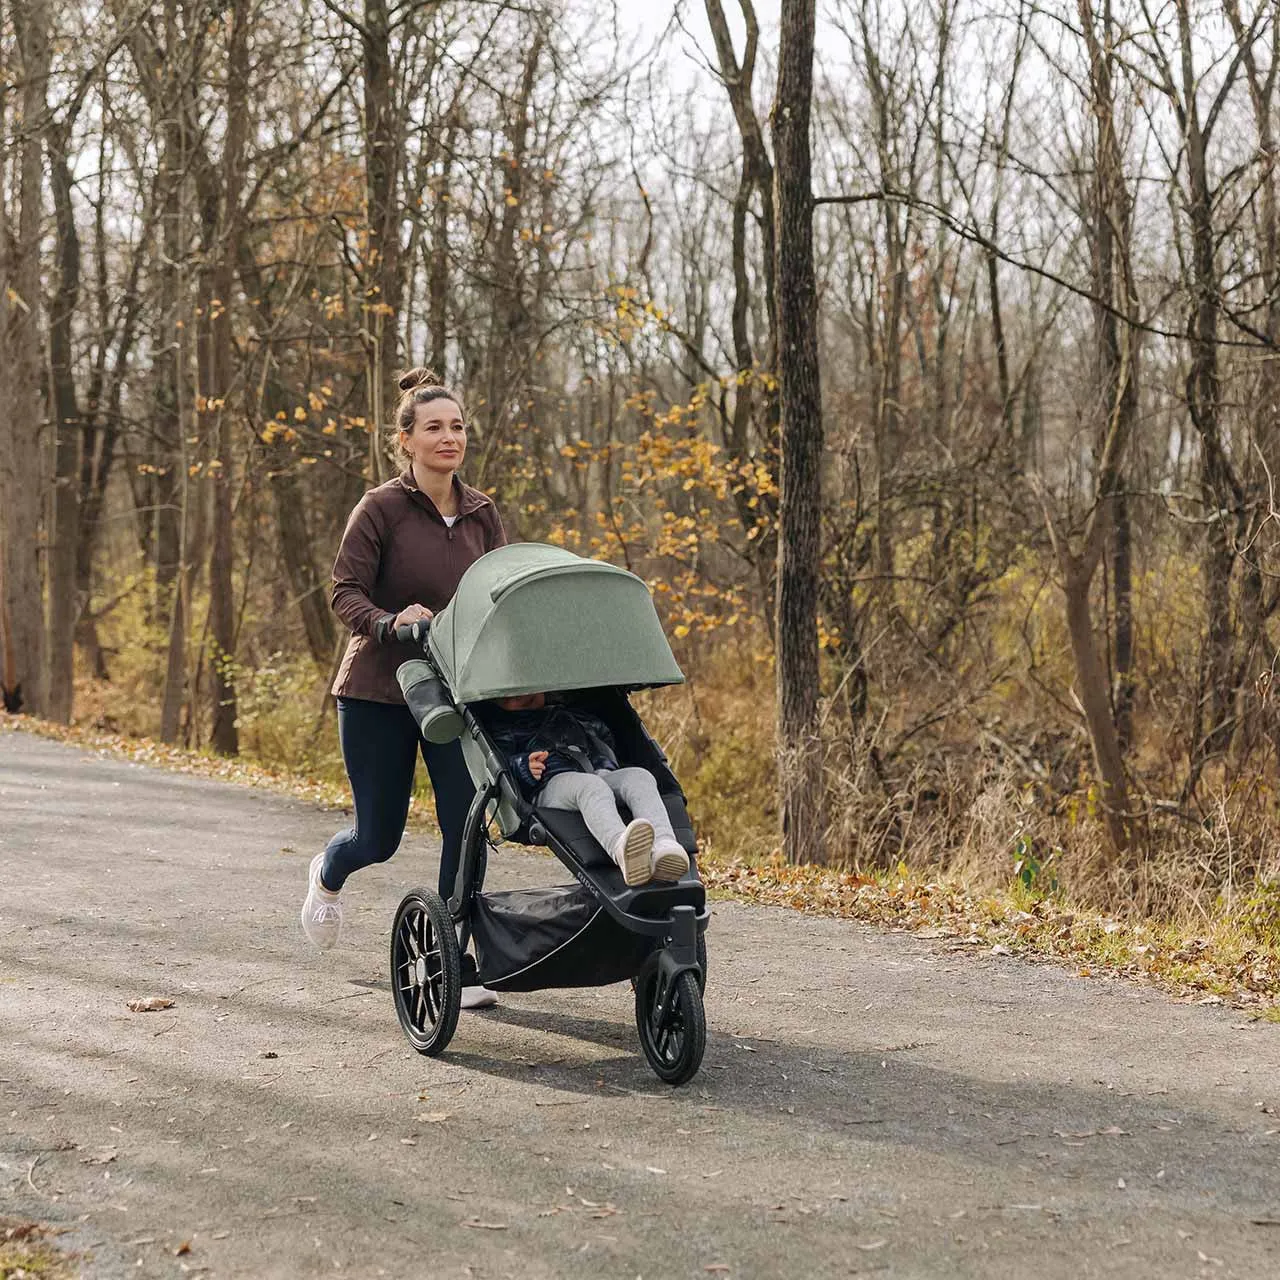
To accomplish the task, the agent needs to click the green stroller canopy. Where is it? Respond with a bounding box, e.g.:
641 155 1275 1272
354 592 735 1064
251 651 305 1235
429 543 685 704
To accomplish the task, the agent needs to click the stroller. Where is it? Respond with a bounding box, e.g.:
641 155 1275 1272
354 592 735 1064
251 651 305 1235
390 543 709 1085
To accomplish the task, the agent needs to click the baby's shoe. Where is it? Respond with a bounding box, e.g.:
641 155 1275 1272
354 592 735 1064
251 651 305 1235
651 838 690 883
612 819 655 886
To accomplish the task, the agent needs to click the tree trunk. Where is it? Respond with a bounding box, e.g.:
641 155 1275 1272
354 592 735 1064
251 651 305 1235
478 32 543 483
705 0 779 620
206 0 249 757
428 110 459 377
773 0 825 866
1 0 51 718
153 108 184 603
1064 558 1132 853
1111 491 1134 748
362 0 402 485
1050 0 1140 857
271 462 336 668
46 126 83 724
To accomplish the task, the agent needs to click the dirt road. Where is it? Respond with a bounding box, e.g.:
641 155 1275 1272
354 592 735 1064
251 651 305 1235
2 727 1279 1279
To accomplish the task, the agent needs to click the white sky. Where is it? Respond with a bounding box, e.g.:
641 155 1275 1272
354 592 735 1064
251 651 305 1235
612 0 783 84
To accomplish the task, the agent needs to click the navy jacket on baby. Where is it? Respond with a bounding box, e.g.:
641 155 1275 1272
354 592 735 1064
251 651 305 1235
484 703 620 798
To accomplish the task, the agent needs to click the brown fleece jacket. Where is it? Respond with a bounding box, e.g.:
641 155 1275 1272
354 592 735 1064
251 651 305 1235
330 471 507 703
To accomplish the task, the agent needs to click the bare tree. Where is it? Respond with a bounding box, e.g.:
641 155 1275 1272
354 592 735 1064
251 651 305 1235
0 0 50 717
773 0 825 864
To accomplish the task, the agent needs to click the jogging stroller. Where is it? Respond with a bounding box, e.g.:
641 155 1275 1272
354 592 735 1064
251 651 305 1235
390 543 709 1085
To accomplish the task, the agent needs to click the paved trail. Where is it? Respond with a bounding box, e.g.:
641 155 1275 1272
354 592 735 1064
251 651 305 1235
1 727 1279 1279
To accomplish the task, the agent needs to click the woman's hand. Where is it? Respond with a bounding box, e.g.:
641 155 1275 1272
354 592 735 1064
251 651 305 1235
528 750 549 780
392 603 433 629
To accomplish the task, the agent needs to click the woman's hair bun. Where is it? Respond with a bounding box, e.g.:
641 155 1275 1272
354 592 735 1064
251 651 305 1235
397 366 442 393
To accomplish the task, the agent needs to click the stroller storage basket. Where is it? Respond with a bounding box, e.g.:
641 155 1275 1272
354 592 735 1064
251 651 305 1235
471 884 658 992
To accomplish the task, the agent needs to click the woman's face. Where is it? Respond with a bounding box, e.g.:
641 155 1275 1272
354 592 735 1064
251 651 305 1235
402 397 466 476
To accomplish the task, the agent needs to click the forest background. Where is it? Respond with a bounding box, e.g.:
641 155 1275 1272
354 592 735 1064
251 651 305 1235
4 0 1280 954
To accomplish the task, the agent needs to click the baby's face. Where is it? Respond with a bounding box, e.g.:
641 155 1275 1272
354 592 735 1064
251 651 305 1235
499 692 546 711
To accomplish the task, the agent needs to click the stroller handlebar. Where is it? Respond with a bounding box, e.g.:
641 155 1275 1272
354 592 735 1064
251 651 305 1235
394 619 430 645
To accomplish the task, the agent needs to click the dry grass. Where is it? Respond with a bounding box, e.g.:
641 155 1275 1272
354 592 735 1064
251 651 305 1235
14 594 1279 1013
0 1220 74 1280
13 671 1280 1014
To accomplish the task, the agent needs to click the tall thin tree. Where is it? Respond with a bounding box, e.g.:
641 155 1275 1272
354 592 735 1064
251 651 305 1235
773 0 825 864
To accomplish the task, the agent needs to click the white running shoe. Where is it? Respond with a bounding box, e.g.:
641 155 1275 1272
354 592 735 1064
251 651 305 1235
652 838 690 882
301 854 343 949
611 819 655 886
460 985 498 1010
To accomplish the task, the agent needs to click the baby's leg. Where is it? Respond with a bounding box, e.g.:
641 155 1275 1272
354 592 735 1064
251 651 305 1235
601 767 676 841
539 772 654 885
603 768 689 881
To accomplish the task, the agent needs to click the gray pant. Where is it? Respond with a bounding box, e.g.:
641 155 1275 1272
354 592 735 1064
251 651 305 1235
538 767 676 854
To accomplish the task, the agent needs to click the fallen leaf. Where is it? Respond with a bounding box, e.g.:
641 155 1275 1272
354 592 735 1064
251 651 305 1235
705 1266 732 1274
127 997 175 1013
856 1240 887 1251
462 1219 508 1230
80 1149 118 1166
175 1242 192 1256
646 1166 667 1175
416 1112 451 1124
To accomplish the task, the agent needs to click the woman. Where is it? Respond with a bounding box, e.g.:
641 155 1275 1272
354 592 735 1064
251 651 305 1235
302 368 506 1009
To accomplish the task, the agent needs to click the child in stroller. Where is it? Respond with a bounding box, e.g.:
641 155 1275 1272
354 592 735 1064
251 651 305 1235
484 692 691 887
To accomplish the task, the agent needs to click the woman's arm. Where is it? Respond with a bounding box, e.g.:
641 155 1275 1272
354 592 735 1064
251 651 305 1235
331 497 398 640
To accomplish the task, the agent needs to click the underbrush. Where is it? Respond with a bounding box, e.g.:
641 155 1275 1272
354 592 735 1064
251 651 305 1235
45 600 1280 1008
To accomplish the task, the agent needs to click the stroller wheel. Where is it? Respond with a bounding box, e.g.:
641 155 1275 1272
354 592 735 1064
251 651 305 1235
634 960 705 1086
391 888 461 1056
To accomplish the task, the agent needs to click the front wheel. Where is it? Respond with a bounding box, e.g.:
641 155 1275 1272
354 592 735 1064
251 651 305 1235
391 888 461 1056
635 962 705 1086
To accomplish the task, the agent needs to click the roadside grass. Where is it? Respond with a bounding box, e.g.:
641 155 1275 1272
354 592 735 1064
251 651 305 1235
0 1220 74 1280
9 713 1279 1016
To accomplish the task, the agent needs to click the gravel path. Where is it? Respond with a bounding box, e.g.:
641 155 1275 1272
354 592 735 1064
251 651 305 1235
2 726 1279 1279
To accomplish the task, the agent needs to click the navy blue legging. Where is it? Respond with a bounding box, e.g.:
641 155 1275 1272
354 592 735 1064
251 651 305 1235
321 697 475 897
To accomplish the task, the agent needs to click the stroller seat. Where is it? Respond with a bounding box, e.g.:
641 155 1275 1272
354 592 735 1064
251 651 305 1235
532 802 705 918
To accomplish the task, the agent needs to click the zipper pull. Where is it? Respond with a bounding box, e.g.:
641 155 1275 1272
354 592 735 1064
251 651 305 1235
447 527 455 542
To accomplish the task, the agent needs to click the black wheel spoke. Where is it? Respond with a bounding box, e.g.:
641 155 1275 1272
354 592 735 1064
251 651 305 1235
402 913 420 960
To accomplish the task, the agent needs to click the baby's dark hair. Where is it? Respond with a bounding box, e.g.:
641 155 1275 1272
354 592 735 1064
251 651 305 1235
389 367 465 462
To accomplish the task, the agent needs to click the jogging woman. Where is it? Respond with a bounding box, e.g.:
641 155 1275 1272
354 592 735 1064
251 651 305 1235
302 368 506 1008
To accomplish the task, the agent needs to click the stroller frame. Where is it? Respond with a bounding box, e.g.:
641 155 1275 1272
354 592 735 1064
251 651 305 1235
390 627 710 1085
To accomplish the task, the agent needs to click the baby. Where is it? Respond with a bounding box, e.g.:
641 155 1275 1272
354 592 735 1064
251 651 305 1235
486 692 690 887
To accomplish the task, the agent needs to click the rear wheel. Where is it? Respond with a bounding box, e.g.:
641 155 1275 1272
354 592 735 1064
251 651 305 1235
634 960 705 1086
391 888 461 1056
